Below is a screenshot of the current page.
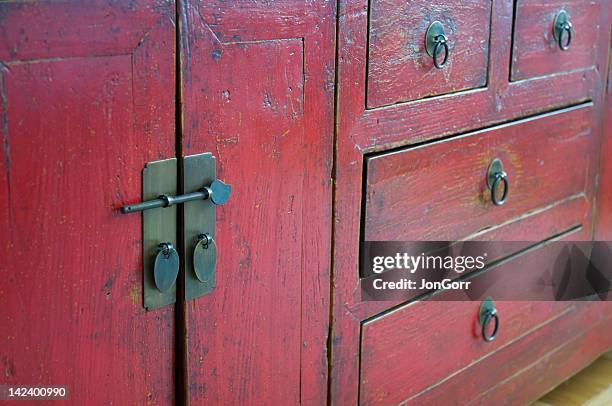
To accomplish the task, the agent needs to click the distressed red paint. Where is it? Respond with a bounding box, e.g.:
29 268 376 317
179 1 334 404
0 1 176 404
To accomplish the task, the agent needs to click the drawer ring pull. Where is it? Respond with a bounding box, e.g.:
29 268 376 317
425 21 449 69
481 309 499 342
487 158 509 206
432 36 449 69
479 298 500 342
491 172 508 206
553 10 573 51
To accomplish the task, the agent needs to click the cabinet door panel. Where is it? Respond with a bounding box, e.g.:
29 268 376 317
0 2 176 403
180 1 334 404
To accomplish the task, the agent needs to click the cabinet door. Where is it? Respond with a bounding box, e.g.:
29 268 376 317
179 1 334 404
0 2 176 403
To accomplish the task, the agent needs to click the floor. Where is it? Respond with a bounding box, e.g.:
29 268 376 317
533 352 612 406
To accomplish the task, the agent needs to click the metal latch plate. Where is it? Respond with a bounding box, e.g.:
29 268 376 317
184 153 217 300
143 158 177 310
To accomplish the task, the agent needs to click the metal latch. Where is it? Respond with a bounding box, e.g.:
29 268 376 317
121 179 231 213
121 153 231 310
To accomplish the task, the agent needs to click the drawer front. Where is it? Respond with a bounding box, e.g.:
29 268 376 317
360 303 567 405
363 104 595 241
511 0 601 81
367 0 491 108
359 233 605 405
360 299 604 406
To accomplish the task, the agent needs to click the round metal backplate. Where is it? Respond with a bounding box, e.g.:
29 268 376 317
553 10 570 42
425 21 446 57
487 158 504 189
479 297 496 325
153 246 180 292
193 236 217 283
210 179 232 206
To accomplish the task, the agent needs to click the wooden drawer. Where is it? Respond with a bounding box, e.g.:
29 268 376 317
360 299 605 405
366 0 491 108
511 0 602 81
363 104 595 241
359 235 607 405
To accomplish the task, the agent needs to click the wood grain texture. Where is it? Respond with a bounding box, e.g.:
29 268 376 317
364 105 595 241
533 353 612 406
360 231 608 405
349 196 592 322
462 196 591 242
367 0 491 107
0 1 176 404
536 350 612 406
410 302 612 406
511 0 602 81
360 301 574 406
179 0 334 404
471 304 612 405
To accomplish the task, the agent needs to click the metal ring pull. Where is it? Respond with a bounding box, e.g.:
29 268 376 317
157 242 175 257
487 159 509 206
481 309 500 342
433 35 449 69
479 298 500 342
553 10 573 51
425 21 450 69
558 22 572 50
491 171 508 206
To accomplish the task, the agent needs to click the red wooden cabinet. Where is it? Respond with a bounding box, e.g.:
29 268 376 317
1 0 611 405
